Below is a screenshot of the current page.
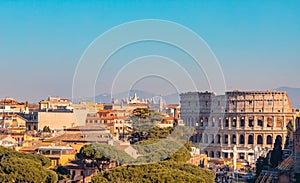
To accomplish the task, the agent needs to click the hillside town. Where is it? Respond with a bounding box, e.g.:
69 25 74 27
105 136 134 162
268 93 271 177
0 90 299 182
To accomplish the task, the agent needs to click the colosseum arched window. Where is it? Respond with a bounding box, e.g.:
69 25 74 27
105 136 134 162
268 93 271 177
267 135 272 145
248 135 254 144
239 135 245 144
257 135 263 144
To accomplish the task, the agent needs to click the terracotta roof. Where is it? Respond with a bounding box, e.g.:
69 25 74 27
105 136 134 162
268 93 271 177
99 109 115 113
164 117 174 121
277 156 292 171
47 132 112 143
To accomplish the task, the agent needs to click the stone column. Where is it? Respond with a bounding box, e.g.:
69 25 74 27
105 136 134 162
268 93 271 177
273 116 276 130
282 116 286 130
220 134 223 146
236 132 239 146
245 134 248 146
245 116 248 129
220 118 223 130
236 116 240 129
263 116 267 129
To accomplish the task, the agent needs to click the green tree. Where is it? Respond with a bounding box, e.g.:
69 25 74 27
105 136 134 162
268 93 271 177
131 108 164 131
284 120 294 149
92 161 215 183
77 144 103 172
0 146 57 183
132 108 151 119
56 166 71 181
255 156 268 178
270 136 283 168
43 126 51 133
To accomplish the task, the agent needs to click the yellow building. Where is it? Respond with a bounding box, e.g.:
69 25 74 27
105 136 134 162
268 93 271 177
37 146 76 167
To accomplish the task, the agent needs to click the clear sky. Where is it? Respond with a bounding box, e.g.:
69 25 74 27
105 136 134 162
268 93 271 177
0 0 299 102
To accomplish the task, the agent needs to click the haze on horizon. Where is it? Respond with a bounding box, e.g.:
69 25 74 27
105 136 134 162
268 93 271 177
0 1 299 102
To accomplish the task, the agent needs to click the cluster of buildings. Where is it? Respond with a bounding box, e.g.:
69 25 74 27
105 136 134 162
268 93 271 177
0 94 181 182
2 89 300 182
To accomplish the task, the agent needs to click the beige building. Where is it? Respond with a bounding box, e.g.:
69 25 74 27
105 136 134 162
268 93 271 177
37 111 77 130
180 90 300 164
0 98 28 113
39 97 73 111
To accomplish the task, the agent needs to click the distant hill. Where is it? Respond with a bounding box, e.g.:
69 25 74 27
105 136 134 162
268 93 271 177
276 87 300 108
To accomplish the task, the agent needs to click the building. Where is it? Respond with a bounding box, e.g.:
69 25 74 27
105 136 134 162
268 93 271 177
180 90 299 164
37 146 76 167
0 135 17 148
0 113 26 129
0 98 28 113
39 97 73 112
63 159 100 183
37 111 77 131
72 101 104 113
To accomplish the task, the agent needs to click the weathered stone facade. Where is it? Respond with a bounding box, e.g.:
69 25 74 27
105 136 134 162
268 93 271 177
180 90 299 164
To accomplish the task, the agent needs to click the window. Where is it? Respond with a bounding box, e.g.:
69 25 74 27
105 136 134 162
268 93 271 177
249 118 254 127
240 118 245 127
240 135 245 144
267 117 273 127
257 135 263 144
267 135 272 145
232 135 236 144
224 135 228 144
276 118 283 127
248 135 254 144
216 135 221 144
225 118 229 127
232 118 237 127
257 119 263 127
239 153 245 159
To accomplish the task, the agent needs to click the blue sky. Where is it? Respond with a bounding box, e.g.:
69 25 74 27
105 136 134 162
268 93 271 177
0 0 300 102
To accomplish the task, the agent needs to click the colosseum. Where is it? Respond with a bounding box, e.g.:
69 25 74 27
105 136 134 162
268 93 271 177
180 90 300 164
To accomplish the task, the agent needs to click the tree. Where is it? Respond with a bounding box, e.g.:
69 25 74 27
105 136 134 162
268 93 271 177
132 108 151 119
0 146 57 183
270 136 283 168
56 166 71 181
92 161 215 183
255 156 268 178
130 108 164 131
284 120 294 149
43 126 51 133
77 144 103 172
